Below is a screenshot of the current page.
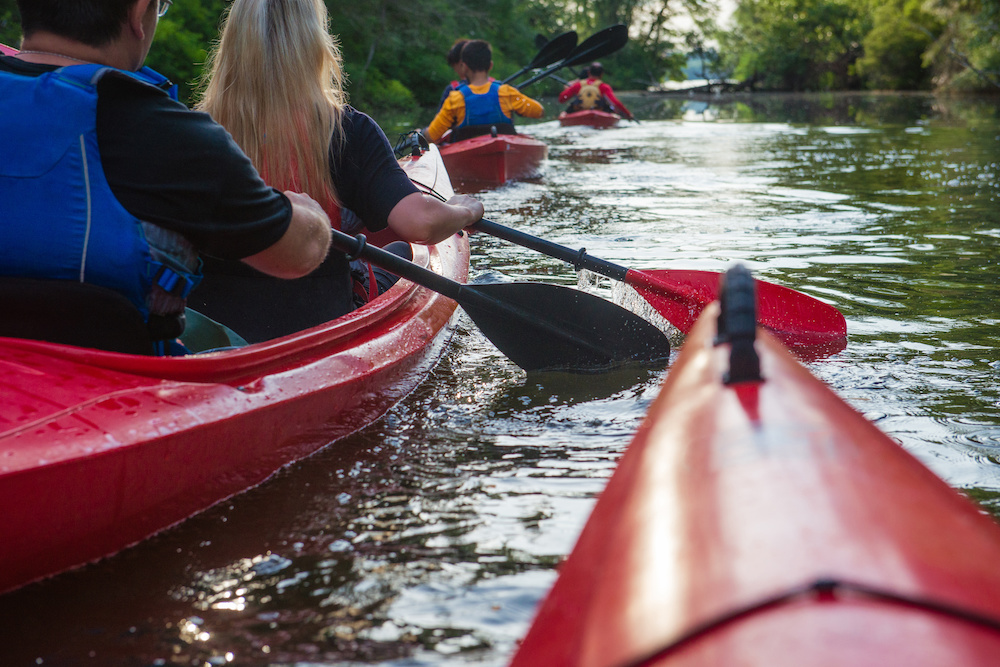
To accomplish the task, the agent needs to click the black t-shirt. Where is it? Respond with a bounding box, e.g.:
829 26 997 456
187 107 422 343
330 106 419 231
0 56 291 260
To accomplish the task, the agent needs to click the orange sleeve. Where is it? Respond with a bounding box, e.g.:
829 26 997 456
426 91 466 143
499 84 544 119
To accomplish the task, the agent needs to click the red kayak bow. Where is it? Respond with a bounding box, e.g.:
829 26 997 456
511 265 1000 667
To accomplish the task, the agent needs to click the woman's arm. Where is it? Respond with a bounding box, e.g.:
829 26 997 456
386 192 483 245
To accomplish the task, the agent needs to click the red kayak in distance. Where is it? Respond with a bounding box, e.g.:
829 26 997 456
511 268 1000 667
558 109 621 129
0 151 469 596
438 132 547 190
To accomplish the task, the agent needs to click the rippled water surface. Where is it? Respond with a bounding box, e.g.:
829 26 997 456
2 93 998 666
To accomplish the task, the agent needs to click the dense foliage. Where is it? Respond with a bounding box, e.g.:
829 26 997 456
0 0 701 109
719 0 999 91
0 0 995 107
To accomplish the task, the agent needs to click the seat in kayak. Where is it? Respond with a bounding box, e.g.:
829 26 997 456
0 277 153 354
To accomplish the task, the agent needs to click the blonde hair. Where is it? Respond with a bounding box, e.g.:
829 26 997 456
198 0 347 212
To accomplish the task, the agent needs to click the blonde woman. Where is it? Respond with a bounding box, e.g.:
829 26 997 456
192 0 483 341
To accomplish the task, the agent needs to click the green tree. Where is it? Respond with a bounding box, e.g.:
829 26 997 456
559 0 706 89
0 0 20 47
855 0 938 89
720 0 867 90
146 0 229 104
923 0 1000 90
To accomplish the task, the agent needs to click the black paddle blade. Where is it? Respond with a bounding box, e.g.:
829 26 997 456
503 31 579 85
534 33 549 49
460 282 671 373
329 229 668 374
562 24 628 68
528 30 578 69
518 24 628 88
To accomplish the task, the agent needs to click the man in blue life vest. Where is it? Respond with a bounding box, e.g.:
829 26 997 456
423 39 543 143
0 0 332 354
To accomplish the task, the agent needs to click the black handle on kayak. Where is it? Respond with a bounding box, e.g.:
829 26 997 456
330 228 671 373
472 218 630 282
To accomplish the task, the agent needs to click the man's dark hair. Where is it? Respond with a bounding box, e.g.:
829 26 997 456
589 62 604 78
16 0 137 47
446 39 468 67
460 40 492 73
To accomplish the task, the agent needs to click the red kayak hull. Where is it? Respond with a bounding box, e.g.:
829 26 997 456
0 233 469 596
438 133 547 189
558 110 621 129
511 302 1000 666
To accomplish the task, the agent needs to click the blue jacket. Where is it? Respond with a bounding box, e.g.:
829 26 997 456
457 81 511 128
0 63 200 322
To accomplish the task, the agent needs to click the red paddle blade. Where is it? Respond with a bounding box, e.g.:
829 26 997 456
627 268 847 347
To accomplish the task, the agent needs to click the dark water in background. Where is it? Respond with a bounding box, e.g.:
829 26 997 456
1 92 998 666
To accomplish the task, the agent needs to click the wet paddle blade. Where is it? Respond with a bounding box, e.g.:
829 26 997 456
470 218 848 351
502 31 578 84
330 229 671 373
462 282 671 373
528 30 578 69
627 268 847 346
561 24 629 68
518 24 629 88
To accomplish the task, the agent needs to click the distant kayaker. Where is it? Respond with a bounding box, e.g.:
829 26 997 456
559 62 634 120
195 0 484 341
0 0 332 354
423 39 544 144
437 39 470 111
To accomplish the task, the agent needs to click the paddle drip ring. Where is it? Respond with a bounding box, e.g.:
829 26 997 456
346 234 368 261
572 247 588 271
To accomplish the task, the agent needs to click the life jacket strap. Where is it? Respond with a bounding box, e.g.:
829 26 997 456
151 262 201 299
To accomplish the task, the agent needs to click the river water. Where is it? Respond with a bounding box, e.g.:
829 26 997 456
1 92 998 666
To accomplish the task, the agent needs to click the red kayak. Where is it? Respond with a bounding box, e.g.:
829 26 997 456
0 154 469 596
438 132 547 189
558 109 621 129
511 266 1000 666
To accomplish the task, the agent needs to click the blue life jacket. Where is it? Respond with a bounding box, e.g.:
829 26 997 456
457 81 511 128
0 63 200 326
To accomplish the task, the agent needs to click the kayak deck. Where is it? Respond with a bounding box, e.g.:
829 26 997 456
558 109 621 128
511 269 1000 666
438 133 547 189
0 232 469 596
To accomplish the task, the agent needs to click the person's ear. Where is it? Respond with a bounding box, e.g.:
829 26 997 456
127 0 156 40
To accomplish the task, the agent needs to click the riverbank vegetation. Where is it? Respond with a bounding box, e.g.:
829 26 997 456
0 0 996 112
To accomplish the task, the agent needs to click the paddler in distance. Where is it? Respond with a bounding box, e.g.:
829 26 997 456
559 61 634 120
422 39 544 144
